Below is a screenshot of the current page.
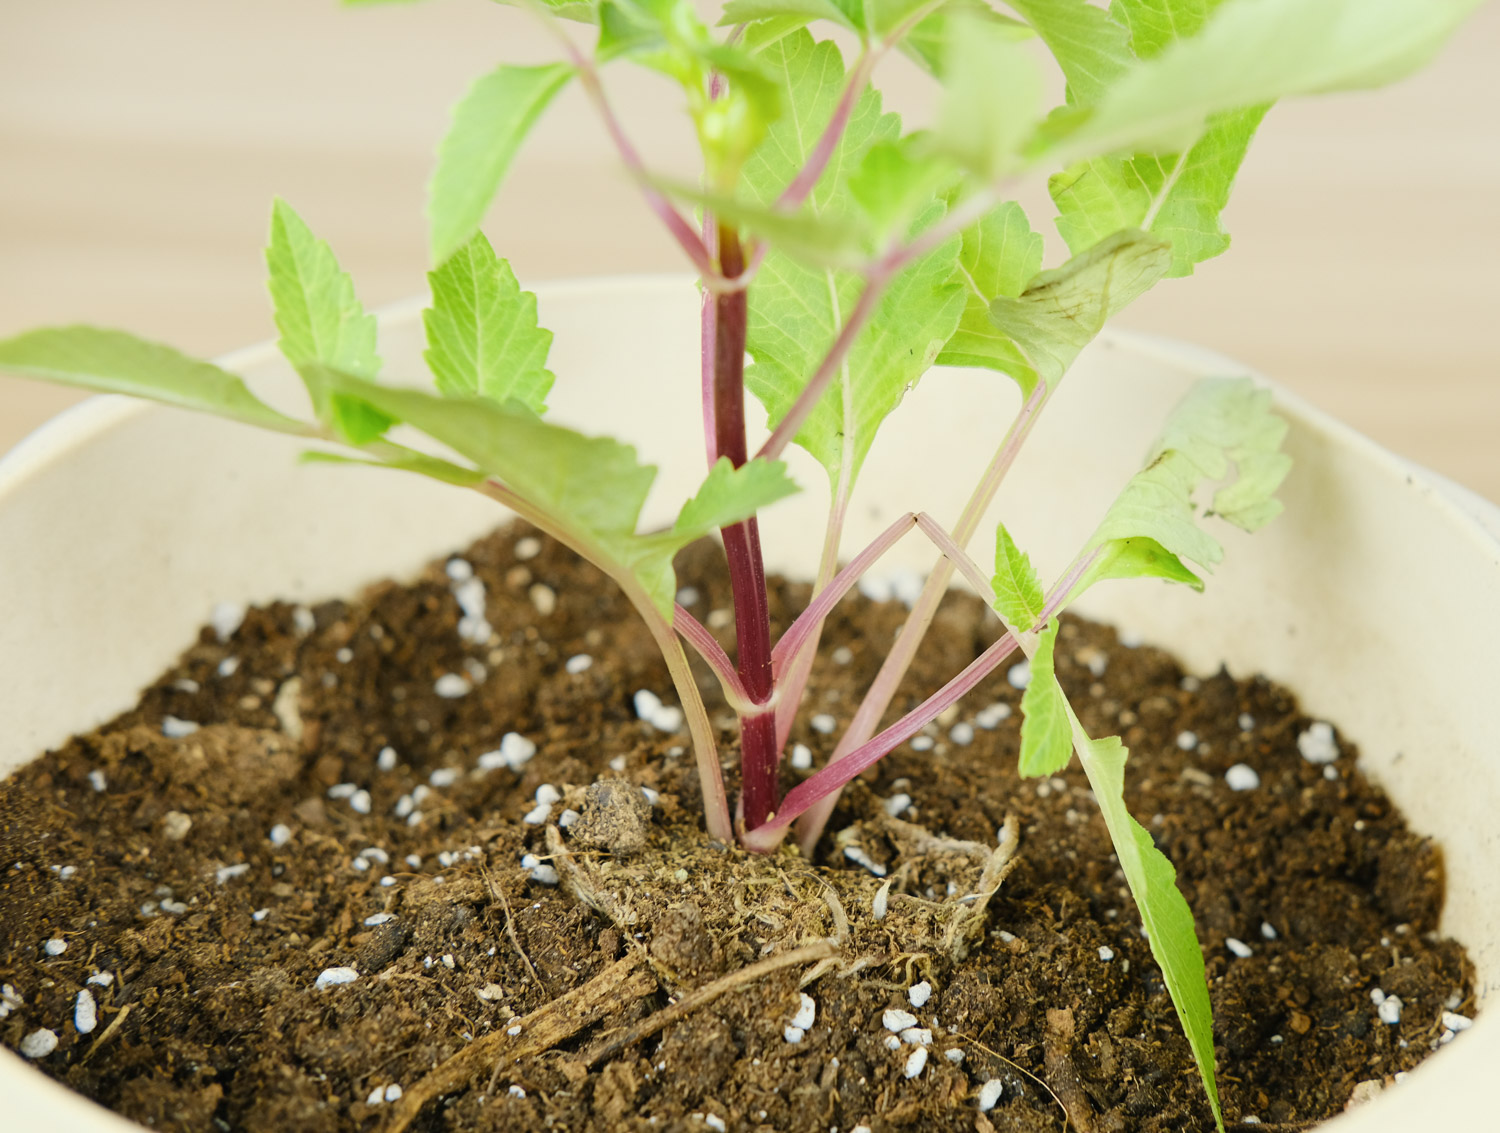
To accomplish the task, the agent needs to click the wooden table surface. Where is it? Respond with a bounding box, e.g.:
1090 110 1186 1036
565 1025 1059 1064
3 2 1497 497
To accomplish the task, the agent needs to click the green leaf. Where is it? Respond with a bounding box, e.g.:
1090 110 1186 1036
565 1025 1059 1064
1049 104 1269 277
629 457 800 615
266 199 391 443
936 200 1043 376
299 445 487 487
267 199 379 380
1017 620 1071 777
746 210 964 487
671 456 799 538
720 0 856 31
741 31 963 491
316 367 654 544
984 228 1171 395
1109 0 1227 59
428 62 574 265
1074 375 1290 598
901 1 1032 76
1044 1 1262 277
656 180 871 266
991 521 1045 631
308 369 793 619
741 30 897 214
847 137 956 243
1043 0 1484 165
1005 0 1133 104
602 0 780 169
934 10 1043 178
1072 723 1222 1130
0 326 306 434
423 231 555 413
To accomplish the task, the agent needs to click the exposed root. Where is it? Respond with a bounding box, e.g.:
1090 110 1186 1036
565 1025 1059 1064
1044 1006 1098 1133
582 940 838 1067
381 954 655 1133
78 1002 133 1066
545 825 638 927
945 813 1021 960
479 862 545 995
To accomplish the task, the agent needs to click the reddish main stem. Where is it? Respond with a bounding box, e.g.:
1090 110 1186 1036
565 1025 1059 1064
711 224 779 831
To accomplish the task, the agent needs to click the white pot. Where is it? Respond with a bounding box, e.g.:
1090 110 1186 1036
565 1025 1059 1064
1 276 1494 1129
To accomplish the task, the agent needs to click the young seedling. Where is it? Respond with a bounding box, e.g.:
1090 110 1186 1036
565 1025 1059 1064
0 0 1480 1126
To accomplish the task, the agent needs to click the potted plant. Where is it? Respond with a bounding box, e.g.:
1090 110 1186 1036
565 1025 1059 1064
1 0 1493 1129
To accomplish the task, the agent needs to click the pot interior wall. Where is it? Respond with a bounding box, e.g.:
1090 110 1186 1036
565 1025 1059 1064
1 276 1495 1130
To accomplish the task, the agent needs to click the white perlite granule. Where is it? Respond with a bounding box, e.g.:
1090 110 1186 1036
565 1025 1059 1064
908 981 932 1008
1297 721 1339 764
315 967 359 991
790 993 816 1031
1225 764 1261 791
882 1008 918 1032
903 1047 928 1079
20 1029 58 1059
978 1079 1004 1112
75 989 98 1034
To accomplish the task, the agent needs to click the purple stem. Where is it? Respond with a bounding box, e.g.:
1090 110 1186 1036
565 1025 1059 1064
792 381 1047 853
913 513 993 597
564 46 718 281
771 512 917 675
674 604 751 708
745 632 1022 847
712 224 781 830
778 51 876 211
749 548 1097 849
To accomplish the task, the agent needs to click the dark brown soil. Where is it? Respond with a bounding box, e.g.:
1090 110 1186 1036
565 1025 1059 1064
0 525 1475 1133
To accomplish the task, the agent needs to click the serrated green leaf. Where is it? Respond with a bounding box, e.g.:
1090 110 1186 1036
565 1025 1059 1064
1084 535 1206 592
266 199 391 443
1047 1 1264 277
984 228 1170 395
1018 620 1071 777
936 200 1043 377
671 456 799 537
1049 104 1269 276
628 456 801 614
742 30 896 214
1006 0 1133 104
1073 376 1290 599
307 368 793 619
741 31 963 491
991 522 1045 631
901 1 1032 76
746 210 964 487
934 10 1043 178
1109 0 1227 60
267 199 379 381
1043 0 1483 166
1072 723 1222 1130
847 137 956 243
315 366 654 544
423 231 554 412
0 327 306 434
428 63 573 265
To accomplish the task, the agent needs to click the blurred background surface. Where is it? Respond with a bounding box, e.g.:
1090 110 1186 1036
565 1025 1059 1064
2 1 1497 496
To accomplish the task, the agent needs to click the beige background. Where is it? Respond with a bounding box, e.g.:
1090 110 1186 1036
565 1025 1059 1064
2 2 1497 496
